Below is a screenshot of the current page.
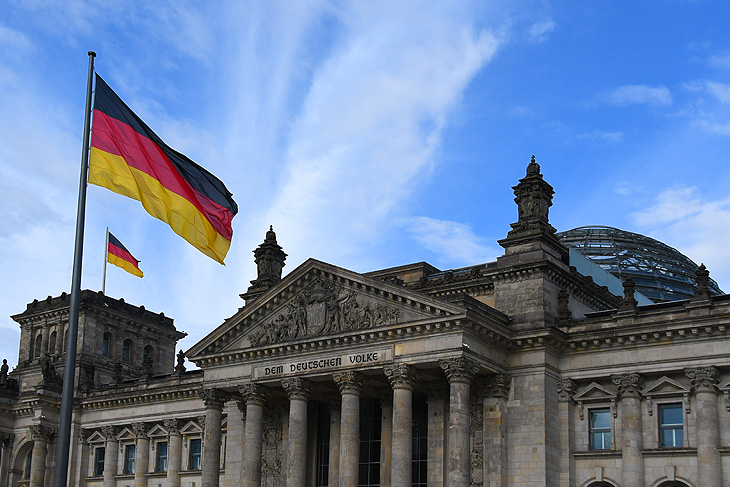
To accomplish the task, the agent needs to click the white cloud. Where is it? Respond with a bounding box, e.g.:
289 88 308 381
603 84 672 107
407 216 498 267
527 19 555 44
695 120 730 136
703 81 730 104
578 130 624 144
709 53 730 69
0 24 32 52
630 186 730 290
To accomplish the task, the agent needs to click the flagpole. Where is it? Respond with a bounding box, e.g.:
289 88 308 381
53 50 96 487
102 227 109 294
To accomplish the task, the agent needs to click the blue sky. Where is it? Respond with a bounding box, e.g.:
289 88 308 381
1 1 729 369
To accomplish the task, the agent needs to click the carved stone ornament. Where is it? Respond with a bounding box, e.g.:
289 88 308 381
101 425 116 441
29 425 53 442
77 429 89 444
333 371 365 396
483 374 510 399
240 383 268 406
556 378 577 402
249 276 400 346
0 432 15 446
175 350 187 375
281 378 311 401
132 422 147 439
440 357 479 384
617 277 638 312
685 366 718 393
163 419 180 435
691 264 711 301
383 364 416 390
507 156 557 237
199 388 231 409
557 289 571 321
611 373 643 398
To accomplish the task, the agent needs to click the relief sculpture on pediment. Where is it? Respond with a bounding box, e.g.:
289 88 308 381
249 277 400 346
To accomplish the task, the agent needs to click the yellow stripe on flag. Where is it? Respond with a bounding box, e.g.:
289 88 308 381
108 252 144 278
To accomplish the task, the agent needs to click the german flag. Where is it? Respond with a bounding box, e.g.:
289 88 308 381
89 74 238 264
108 233 143 278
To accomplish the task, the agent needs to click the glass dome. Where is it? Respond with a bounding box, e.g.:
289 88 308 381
557 226 723 303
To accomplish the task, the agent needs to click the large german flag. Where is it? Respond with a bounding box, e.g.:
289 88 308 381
89 74 238 264
108 233 143 278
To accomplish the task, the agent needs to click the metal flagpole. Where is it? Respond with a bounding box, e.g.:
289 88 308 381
102 227 109 294
53 50 96 487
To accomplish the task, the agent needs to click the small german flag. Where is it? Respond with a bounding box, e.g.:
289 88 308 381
108 233 143 278
89 74 238 264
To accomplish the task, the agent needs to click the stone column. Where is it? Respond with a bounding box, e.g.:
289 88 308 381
333 371 364 487
378 393 393 487
199 389 231 487
29 425 51 487
101 426 118 487
426 383 447 487
164 419 182 487
0 433 15 487
483 375 510 487
223 403 245 487
440 358 479 487
240 383 267 487
612 373 644 487
132 422 149 487
384 364 416 487
327 397 342 487
556 379 577 487
75 429 90 485
282 378 311 487
686 366 722 487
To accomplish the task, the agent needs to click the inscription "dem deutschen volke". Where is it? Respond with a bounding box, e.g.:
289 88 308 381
254 350 387 379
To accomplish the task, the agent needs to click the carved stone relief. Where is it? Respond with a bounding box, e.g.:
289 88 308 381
261 404 283 487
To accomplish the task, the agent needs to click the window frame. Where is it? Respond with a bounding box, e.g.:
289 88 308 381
188 437 202 471
588 407 612 450
102 332 112 356
123 443 136 475
658 402 684 448
154 440 168 473
93 446 106 476
122 339 133 363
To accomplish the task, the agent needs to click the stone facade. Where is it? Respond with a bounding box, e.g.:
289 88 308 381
1 159 729 487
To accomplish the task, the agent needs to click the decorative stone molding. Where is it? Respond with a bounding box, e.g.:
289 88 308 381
617 277 638 312
29 424 52 442
0 432 15 446
440 357 479 384
642 376 691 415
239 383 268 406
163 419 180 435
611 373 643 398
131 422 147 439
197 415 206 430
691 263 711 302
483 373 510 399
573 382 618 420
556 378 577 402
101 425 116 441
174 350 187 375
685 366 718 393
383 364 416 390
333 371 365 396
198 388 231 409
76 429 89 444
282 377 311 401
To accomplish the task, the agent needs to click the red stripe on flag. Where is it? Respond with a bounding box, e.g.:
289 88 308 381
108 241 141 269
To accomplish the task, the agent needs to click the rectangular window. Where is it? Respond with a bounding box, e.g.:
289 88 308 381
589 408 611 450
189 438 202 470
315 404 331 487
155 441 168 472
94 447 106 476
358 398 382 487
412 393 428 487
659 403 683 447
123 444 136 475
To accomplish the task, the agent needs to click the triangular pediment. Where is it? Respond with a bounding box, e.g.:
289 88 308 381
188 259 467 359
718 377 730 391
574 382 616 402
147 424 168 438
180 420 202 435
86 430 106 444
115 427 135 441
642 376 690 398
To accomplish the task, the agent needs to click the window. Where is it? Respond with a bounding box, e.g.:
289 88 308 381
315 404 331 486
589 408 611 450
94 447 105 476
155 441 168 472
659 403 683 447
123 444 136 474
34 333 42 359
189 438 202 470
102 332 112 356
412 393 428 487
358 398 381 487
24 450 32 479
48 331 57 354
122 339 133 362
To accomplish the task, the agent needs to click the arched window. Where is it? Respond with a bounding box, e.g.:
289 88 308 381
102 332 112 356
34 333 42 359
122 339 133 362
24 450 33 479
143 345 154 363
48 331 57 354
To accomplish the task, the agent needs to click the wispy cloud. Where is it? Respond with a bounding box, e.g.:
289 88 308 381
527 19 555 44
603 84 672 107
407 216 498 267
578 130 624 144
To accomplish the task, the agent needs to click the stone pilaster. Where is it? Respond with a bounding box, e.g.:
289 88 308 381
327 397 342 487
612 373 643 487
557 378 577 487
425 383 447 487
384 364 416 487
240 383 268 487
223 403 244 487
199 388 231 487
483 375 509 487
29 425 51 487
101 426 118 487
685 366 722 487
0 433 16 487
132 422 149 487
333 371 365 487
75 428 90 487
164 419 182 487
440 358 479 487
282 378 311 487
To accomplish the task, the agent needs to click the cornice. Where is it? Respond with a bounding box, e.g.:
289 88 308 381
81 385 202 410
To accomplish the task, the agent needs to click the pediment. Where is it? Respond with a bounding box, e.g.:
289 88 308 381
115 427 135 441
147 424 168 438
573 382 616 402
180 420 202 435
188 259 466 358
86 430 106 444
642 376 690 398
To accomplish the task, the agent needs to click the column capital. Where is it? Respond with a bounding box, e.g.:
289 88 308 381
29 425 52 442
199 388 231 410
333 371 365 396
556 378 577 402
685 366 718 393
239 383 268 406
101 425 117 441
163 419 180 435
282 377 311 401
611 372 643 398
0 432 15 446
131 422 148 439
440 357 479 384
483 373 511 399
384 363 416 390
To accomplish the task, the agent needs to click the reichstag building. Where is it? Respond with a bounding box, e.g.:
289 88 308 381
1 159 728 487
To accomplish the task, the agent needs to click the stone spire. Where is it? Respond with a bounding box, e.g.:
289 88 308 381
241 226 287 305
691 263 711 302
506 155 556 238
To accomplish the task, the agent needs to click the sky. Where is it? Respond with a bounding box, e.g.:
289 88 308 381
1 1 730 370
